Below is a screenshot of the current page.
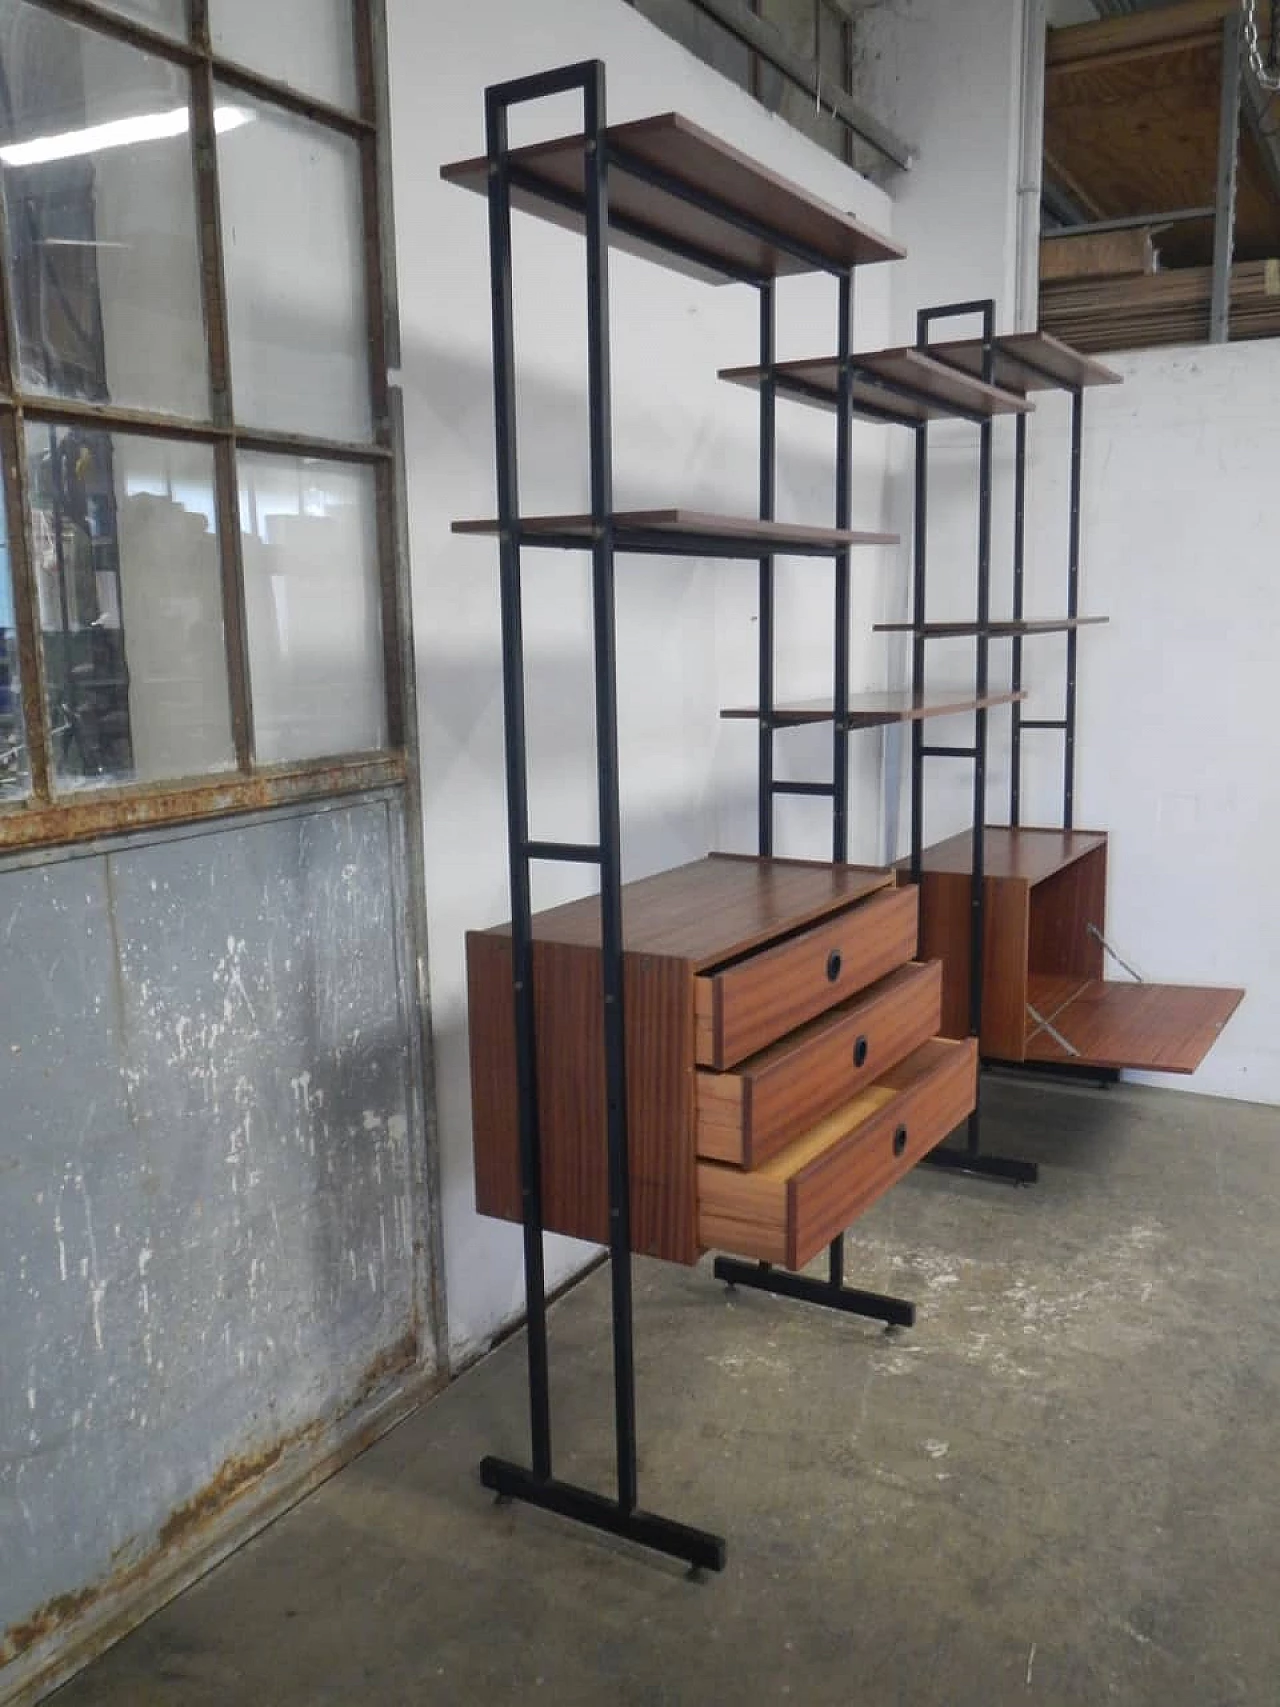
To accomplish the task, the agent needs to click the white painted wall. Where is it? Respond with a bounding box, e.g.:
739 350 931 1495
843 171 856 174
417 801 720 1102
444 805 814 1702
1022 343 1280 1103
387 0 899 1364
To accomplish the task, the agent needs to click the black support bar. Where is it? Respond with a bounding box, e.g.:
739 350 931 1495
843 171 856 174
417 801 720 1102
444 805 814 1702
524 840 603 864
714 1257 915 1328
920 1146 1039 1185
480 1459 727 1573
772 780 837 798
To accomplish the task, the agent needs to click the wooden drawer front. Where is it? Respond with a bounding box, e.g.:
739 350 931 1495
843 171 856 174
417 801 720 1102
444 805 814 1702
694 885 918 1069
695 960 942 1167
697 1036 977 1269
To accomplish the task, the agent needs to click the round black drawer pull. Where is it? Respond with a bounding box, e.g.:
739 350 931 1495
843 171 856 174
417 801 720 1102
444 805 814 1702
853 1035 869 1068
892 1125 908 1158
826 949 843 983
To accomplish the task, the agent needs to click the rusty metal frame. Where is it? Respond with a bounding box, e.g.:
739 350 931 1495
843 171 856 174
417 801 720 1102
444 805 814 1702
0 0 407 852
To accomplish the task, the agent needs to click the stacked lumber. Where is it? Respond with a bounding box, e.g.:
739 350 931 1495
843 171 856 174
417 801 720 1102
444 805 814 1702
1040 260 1280 352
1040 228 1156 283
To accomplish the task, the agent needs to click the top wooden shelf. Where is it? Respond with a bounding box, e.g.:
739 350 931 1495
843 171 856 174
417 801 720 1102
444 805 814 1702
896 825 1107 885
480 853 892 969
440 113 904 286
922 332 1122 395
453 508 898 558
719 347 1034 425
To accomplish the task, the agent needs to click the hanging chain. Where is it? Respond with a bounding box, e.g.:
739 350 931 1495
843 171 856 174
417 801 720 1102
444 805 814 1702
1244 0 1280 92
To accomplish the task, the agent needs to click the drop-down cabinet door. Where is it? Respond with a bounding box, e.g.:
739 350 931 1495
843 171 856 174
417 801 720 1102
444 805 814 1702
899 827 1244 1076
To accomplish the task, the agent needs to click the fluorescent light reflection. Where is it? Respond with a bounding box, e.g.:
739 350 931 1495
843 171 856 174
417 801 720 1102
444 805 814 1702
0 104 252 168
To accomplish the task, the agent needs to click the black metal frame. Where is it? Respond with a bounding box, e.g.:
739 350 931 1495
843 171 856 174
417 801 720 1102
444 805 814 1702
738 244 916 1333
907 301 1039 1187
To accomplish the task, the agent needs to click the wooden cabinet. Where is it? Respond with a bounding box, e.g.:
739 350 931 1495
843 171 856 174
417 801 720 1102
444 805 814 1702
898 826 1243 1074
468 854 976 1268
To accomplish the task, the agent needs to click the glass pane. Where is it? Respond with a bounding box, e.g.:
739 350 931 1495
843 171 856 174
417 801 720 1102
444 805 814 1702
211 0 357 113
0 471 29 798
27 423 234 789
239 453 385 763
217 90 370 441
0 1 209 417
90 0 188 39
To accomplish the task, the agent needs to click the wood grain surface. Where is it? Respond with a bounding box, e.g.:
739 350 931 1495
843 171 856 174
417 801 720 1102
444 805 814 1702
719 687 1028 727
895 826 1108 885
441 112 903 284
697 1036 977 1267
718 347 1033 421
697 886 919 1067
1023 975 1244 1073
452 509 897 548
480 854 891 967
694 960 942 1166
1027 844 1107 984
467 932 699 1264
919 331 1122 394
901 868 1029 1058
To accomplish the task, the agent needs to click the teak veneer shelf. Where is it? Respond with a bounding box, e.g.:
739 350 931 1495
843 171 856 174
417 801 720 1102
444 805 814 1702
468 856 975 1268
440 111 905 285
718 345 1035 424
921 331 1122 395
452 508 897 555
720 686 1029 728
896 827 1243 1074
875 617 1109 638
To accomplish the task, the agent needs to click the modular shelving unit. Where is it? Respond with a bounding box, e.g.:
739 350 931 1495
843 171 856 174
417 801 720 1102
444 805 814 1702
443 60 956 1573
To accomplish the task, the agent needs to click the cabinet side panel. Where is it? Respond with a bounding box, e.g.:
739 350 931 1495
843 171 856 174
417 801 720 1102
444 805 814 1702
465 934 696 1264
466 931 523 1224
1028 844 1107 981
906 871 1029 1059
982 880 1033 1060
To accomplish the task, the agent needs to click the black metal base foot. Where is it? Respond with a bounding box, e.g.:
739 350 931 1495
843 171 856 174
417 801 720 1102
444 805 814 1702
920 1146 1039 1185
986 1058 1121 1092
713 1256 916 1328
479 1458 727 1573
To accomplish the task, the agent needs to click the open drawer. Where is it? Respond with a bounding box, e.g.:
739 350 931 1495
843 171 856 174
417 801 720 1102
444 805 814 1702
1024 975 1244 1073
695 960 942 1168
697 1035 976 1270
694 886 917 1069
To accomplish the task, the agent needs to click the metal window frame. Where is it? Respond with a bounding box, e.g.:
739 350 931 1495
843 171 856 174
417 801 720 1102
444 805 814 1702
0 0 410 853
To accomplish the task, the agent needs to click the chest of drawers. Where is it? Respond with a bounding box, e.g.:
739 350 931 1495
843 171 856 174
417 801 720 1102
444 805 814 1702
467 853 977 1268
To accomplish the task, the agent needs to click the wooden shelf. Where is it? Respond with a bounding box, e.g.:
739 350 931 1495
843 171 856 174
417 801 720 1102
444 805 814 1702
453 508 898 557
441 113 903 286
719 347 1034 424
873 616 1108 638
720 687 1029 728
921 332 1122 395
491 852 892 968
896 824 1107 884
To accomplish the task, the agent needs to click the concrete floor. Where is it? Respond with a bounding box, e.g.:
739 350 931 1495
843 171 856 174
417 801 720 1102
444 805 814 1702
54 1074 1280 1706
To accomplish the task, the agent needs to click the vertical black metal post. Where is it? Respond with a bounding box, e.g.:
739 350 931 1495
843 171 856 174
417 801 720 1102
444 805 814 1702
585 74 639 1518
909 420 927 883
484 86 552 1480
832 270 854 865
966 306 996 1157
1009 410 1027 827
1063 386 1083 831
758 280 776 858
